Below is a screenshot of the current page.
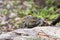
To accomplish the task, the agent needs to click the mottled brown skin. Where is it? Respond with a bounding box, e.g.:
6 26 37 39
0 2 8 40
21 16 50 28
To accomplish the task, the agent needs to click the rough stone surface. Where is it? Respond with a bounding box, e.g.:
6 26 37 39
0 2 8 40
0 27 60 40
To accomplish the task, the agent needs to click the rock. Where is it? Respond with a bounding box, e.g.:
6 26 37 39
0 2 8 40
14 27 60 40
0 32 15 40
0 27 60 40
9 13 17 18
